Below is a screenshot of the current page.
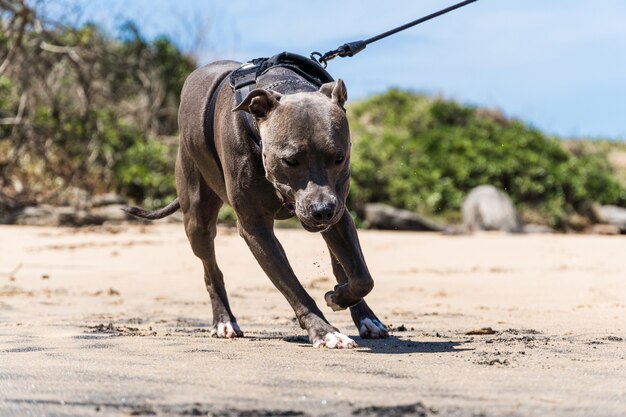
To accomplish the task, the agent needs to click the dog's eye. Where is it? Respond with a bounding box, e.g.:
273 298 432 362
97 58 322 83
335 154 345 164
283 157 299 167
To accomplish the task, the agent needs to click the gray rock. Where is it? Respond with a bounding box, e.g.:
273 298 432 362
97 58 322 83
523 223 554 234
462 185 522 233
90 204 132 223
442 225 471 235
165 210 184 223
55 187 90 208
90 193 128 207
11 205 57 226
364 203 443 231
11 205 104 227
0 193 23 224
56 208 104 227
595 205 626 232
589 224 621 235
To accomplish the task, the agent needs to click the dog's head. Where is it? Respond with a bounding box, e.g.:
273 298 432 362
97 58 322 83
233 80 350 232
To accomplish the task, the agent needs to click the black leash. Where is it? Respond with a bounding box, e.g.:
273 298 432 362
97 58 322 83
311 0 478 67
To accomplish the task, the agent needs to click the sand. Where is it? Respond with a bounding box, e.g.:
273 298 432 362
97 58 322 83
0 223 624 417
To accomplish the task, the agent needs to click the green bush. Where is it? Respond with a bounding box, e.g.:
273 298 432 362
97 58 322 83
217 206 237 225
0 8 192 207
115 135 176 209
348 90 626 229
3 2 624 230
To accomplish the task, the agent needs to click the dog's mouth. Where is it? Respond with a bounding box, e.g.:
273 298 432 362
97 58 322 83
277 192 297 217
300 207 344 233
284 200 329 232
283 201 296 215
300 220 330 233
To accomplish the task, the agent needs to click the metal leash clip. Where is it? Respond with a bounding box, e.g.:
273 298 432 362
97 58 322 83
311 0 477 68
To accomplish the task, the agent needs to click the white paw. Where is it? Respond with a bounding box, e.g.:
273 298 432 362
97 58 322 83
313 331 358 349
358 318 389 339
211 321 243 338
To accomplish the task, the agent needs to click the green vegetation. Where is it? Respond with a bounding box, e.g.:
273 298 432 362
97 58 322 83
1 3 191 208
2 3 624 229
348 90 626 229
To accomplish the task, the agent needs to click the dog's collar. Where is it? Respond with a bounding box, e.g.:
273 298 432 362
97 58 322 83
229 52 334 150
263 78 317 91
230 52 333 93
231 69 262 148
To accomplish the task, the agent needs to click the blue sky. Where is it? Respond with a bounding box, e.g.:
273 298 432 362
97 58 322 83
59 0 626 139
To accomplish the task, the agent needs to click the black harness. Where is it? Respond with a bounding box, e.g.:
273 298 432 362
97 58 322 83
204 52 334 171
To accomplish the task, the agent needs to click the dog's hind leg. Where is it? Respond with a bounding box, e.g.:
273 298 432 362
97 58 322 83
329 254 388 339
179 169 243 338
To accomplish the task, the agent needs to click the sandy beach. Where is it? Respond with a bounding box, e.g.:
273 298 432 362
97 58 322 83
0 223 624 416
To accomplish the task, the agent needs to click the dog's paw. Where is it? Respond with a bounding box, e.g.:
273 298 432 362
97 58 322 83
358 318 389 339
325 284 365 311
210 321 243 338
324 290 349 311
313 331 358 349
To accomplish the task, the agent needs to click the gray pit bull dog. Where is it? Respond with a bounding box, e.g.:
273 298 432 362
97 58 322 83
125 60 388 349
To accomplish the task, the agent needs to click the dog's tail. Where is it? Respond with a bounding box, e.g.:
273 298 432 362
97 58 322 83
122 199 181 220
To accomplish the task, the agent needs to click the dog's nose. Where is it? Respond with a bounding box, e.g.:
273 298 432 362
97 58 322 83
310 202 336 222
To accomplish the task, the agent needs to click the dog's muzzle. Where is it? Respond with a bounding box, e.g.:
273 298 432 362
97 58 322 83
277 190 341 232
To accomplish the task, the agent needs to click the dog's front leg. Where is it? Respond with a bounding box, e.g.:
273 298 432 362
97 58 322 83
329 254 388 339
237 217 357 349
321 210 375 311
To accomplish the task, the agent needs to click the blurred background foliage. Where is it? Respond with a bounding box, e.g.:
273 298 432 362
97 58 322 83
1 1 625 228
348 90 626 229
0 1 190 208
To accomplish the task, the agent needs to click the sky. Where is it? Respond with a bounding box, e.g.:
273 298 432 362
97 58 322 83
54 0 626 140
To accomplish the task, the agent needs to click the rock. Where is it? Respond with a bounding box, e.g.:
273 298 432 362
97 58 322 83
442 225 471 235
90 204 132 223
589 224 621 235
465 327 497 335
523 223 554 234
11 205 104 227
90 193 128 207
0 193 23 224
165 210 184 223
55 187 90 208
364 203 443 231
56 208 104 227
595 205 626 232
11 205 57 226
462 185 522 233
566 212 590 231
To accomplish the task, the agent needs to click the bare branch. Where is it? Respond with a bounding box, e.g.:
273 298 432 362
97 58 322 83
40 41 82 63
0 92 26 125
0 0 30 75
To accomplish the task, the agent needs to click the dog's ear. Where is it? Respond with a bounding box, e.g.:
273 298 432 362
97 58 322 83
232 89 282 118
319 79 348 108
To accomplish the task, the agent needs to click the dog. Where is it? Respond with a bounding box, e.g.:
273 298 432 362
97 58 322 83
125 57 388 348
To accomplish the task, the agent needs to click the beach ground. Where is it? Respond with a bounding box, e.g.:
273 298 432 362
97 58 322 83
1 223 624 416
